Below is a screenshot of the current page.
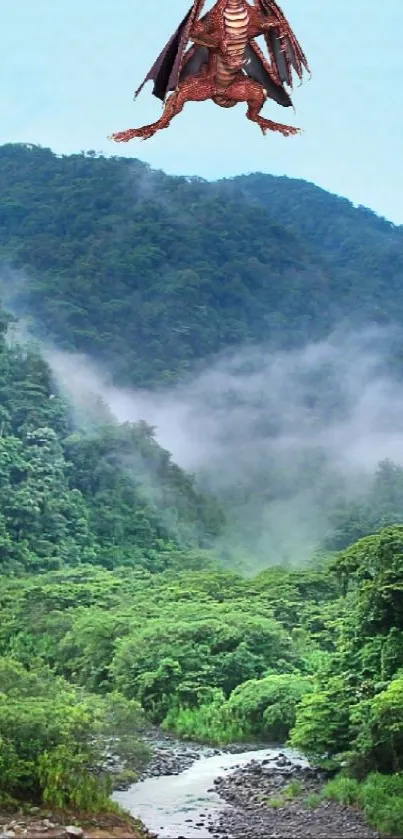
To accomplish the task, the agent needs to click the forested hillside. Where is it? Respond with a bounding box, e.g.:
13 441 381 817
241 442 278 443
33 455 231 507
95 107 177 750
1 143 402 387
0 312 222 575
228 172 403 327
1 143 403 833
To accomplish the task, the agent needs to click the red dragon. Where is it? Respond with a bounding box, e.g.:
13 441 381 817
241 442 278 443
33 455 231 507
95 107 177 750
110 0 310 143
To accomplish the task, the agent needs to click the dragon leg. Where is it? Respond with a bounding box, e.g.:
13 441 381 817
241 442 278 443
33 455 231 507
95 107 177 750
110 74 214 142
226 76 300 137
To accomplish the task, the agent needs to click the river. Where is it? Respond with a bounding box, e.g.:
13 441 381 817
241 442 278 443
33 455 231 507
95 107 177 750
112 745 307 838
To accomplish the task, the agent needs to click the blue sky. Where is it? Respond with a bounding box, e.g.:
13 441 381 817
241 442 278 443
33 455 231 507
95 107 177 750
2 0 403 224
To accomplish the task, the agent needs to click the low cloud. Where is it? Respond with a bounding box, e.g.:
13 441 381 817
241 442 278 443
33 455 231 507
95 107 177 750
43 326 403 568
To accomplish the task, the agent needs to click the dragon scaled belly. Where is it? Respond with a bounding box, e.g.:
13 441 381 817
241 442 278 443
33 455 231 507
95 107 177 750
223 0 249 68
214 0 249 105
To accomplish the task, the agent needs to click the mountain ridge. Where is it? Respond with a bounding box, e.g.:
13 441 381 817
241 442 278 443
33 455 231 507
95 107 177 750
1 143 403 388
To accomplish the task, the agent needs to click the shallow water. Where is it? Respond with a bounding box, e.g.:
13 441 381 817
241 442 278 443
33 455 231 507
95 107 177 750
113 746 306 838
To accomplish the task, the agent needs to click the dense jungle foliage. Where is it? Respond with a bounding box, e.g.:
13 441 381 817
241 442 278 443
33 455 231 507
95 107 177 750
1 143 403 832
0 315 403 832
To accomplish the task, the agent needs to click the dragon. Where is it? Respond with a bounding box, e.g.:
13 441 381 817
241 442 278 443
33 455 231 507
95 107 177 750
110 0 310 143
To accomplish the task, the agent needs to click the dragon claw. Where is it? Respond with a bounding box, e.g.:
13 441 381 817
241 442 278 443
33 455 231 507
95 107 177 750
108 128 156 142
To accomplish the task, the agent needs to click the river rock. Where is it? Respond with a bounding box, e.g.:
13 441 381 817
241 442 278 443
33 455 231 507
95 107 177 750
211 758 381 839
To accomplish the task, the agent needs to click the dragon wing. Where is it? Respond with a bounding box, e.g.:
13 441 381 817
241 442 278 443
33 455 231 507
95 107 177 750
179 45 210 81
257 0 310 88
244 42 293 107
134 0 207 102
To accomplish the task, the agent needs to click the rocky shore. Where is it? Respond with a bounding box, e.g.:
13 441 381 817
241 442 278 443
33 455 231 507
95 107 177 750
137 727 221 780
136 727 271 781
209 754 382 839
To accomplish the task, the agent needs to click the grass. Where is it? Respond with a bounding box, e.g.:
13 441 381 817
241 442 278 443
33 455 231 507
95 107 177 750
265 779 304 808
266 795 285 809
162 704 246 745
284 780 303 798
305 792 323 809
322 776 361 806
322 772 403 836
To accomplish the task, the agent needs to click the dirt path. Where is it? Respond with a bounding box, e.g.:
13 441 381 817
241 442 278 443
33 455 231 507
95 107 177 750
0 810 152 839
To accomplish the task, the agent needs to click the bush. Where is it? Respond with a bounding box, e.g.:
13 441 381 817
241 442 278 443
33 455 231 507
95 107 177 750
0 657 146 806
351 679 403 773
360 772 403 836
290 676 351 759
227 673 313 741
323 771 403 837
38 746 112 811
322 775 361 805
162 674 312 744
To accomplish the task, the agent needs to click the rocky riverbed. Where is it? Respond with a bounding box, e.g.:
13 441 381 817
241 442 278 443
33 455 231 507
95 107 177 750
114 734 385 839
136 727 276 782
211 753 382 839
137 727 222 780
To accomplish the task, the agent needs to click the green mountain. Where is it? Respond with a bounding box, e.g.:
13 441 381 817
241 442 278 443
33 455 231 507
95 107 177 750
1 142 402 388
227 171 403 328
